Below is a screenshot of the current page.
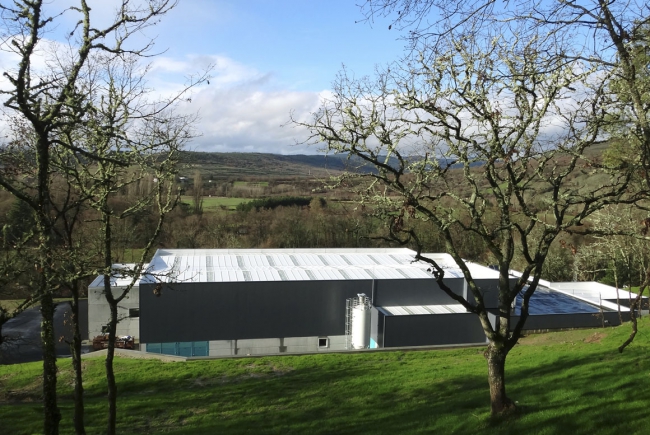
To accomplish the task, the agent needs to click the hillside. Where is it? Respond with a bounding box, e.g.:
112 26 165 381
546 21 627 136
178 151 355 179
177 151 488 180
1 319 649 434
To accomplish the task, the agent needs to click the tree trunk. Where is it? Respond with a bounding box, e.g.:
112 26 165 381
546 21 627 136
619 267 650 352
614 261 622 325
485 344 515 415
41 291 61 434
0 311 5 347
106 302 118 435
70 293 86 434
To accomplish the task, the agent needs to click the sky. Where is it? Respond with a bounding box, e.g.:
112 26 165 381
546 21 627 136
0 1 630 156
39 0 407 155
153 0 405 154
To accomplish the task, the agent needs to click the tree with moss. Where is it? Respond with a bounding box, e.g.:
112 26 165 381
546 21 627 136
0 1 199 433
296 18 639 414
58 51 201 434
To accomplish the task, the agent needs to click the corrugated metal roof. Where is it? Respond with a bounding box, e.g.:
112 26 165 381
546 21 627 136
381 304 468 315
89 249 498 289
140 248 467 284
88 264 142 289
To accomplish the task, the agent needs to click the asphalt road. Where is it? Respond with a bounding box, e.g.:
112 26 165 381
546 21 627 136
0 300 89 365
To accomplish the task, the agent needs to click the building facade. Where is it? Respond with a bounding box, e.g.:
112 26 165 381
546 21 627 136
88 248 633 358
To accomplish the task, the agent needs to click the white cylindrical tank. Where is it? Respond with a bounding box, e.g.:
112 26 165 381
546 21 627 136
351 296 371 349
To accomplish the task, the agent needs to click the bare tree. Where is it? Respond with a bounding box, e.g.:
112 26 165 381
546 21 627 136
17 43 207 435
58 49 201 434
0 1 185 433
193 170 204 214
583 208 650 351
0 184 37 351
360 1 650 175
295 19 638 413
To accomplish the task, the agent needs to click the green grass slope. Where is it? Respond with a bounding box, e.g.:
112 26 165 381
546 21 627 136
1 319 649 434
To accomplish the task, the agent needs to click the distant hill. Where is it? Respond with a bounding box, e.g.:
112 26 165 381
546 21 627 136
178 151 484 179
177 151 390 179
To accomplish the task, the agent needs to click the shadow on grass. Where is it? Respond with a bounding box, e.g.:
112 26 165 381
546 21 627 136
161 347 650 435
501 343 650 435
3 342 649 435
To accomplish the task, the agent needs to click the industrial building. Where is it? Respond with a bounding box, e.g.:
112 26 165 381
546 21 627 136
87 248 637 358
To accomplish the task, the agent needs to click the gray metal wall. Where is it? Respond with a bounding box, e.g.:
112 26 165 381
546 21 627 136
468 277 518 309
381 312 487 347
140 277 461 343
370 307 385 348
140 280 370 342
372 278 464 306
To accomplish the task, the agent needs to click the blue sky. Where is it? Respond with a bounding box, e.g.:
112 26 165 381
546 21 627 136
99 1 407 154
156 1 404 92
0 1 408 154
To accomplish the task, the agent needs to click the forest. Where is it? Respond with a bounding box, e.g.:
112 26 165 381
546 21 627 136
2 151 646 302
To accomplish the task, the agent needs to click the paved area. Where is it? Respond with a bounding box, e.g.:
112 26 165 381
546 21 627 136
83 348 186 362
0 300 89 365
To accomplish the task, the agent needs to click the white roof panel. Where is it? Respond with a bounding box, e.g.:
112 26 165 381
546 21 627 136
381 304 468 315
137 248 485 285
88 264 143 288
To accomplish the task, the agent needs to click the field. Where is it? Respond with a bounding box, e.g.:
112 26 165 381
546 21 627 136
232 181 269 187
1 319 649 434
180 196 251 211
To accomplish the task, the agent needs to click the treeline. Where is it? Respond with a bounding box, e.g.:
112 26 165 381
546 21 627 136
3 188 649 300
235 196 316 212
163 199 384 250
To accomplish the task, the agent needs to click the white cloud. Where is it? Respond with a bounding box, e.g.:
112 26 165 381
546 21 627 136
147 54 325 155
0 42 325 155
185 84 324 155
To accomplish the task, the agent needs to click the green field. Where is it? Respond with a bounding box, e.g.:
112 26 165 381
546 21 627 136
232 181 269 187
181 196 250 211
1 319 649 434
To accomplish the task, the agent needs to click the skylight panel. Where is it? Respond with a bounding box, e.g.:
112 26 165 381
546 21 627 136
236 255 245 268
305 270 317 281
367 255 381 265
364 269 378 279
397 269 412 279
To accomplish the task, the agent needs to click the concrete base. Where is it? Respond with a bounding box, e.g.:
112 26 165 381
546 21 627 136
144 335 348 357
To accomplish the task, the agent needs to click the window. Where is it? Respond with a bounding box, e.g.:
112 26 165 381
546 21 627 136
146 341 208 357
129 308 140 318
318 337 329 348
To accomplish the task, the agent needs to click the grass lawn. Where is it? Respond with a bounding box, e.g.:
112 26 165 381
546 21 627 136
1 319 649 434
117 248 147 263
0 299 28 311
